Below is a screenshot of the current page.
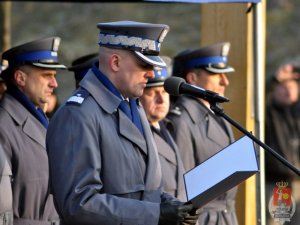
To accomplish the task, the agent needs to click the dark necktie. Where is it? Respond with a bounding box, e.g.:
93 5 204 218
119 99 144 136
120 99 132 120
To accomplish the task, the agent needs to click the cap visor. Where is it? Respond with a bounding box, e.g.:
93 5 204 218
205 66 235 74
32 62 67 70
134 51 166 68
146 81 164 88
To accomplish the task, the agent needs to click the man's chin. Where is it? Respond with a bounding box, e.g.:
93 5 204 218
39 99 49 108
133 90 144 98
152 113 166 121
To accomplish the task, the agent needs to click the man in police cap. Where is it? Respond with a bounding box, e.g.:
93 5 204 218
167 42 239 225
46 21 199 225
0 37 66 225
68 53 98 89
139 56 187 202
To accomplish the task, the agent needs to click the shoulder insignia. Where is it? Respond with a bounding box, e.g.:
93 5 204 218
169 106 182 116
66 89 89 106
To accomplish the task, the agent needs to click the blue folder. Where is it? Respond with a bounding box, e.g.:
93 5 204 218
184 135 259 207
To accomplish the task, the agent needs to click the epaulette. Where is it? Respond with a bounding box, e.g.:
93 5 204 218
66 89 89 106
169 106 182 116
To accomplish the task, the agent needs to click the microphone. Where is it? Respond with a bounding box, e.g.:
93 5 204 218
164 77 229 103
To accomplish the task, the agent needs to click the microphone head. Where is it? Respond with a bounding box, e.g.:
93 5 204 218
164 77 185 96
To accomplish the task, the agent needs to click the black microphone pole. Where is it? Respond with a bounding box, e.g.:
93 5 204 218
209 101 300 176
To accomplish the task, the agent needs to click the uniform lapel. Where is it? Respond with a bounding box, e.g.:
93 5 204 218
23 117 47 148
118 110 147 155
2 94 47 148
140 106 162 190
153 132 177 165
206 113 231 147
180 96 231 147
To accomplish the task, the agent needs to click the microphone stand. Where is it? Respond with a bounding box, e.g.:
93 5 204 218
209 101 300 176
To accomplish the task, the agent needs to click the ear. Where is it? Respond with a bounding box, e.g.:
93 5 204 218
109 54 120 72
186 71 198 85
14 70 27 87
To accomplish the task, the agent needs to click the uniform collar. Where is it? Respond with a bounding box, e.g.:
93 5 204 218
80 68 121 114
177 96 209 123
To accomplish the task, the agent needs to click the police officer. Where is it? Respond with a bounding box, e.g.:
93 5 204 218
0 37 66 225
0 144 13 225
46 21 199 225
139 57 186 202
68 53 98 89
167 42 239 225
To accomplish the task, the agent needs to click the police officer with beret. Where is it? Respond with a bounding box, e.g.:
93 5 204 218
46 21 199 225
167 42 239 225
139 57 187 202
68 53 98 89
0 37 66 225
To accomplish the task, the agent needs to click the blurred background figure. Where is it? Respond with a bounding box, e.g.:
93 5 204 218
68 53 98 89
139 56 186 202
0 78 7 100
0 63 8 100
42 91 59 119
265 62 300 225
